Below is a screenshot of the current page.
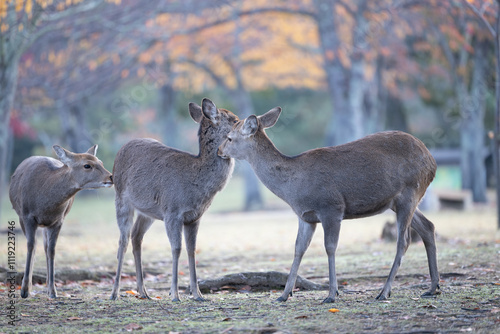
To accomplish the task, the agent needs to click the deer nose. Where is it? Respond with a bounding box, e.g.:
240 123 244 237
109 175 113 183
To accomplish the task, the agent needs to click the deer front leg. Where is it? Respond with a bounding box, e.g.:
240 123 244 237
277 219 316 302
321 217 342 303
43 224 62 298
165 217 183 302
184 219 205 301
21 219 37 299
131 214 155 299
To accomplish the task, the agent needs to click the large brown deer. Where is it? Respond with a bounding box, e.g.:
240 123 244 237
218 107 440 303
110 98 238 301
9 145 113 298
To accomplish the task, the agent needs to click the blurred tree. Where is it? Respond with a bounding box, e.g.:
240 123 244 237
461 0 500 226
426 0 494 203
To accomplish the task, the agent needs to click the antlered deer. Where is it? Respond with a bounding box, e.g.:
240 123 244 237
218 107 440 303
9 145 113 298
110 98 238 301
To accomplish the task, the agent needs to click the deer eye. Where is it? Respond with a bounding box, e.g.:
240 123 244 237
84 164 92 169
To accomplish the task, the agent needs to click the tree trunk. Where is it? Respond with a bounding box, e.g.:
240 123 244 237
495 0 500 228
57 101 89 153
314 0 352 146
158 61 178 148
160 82 178 148
348 1 369 139
459 42 487 203
0 58 19 216
348 52 366 140
71 103 89 152
365 54 388 133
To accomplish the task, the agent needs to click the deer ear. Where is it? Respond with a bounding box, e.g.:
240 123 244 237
189 102 203 123
86 145 98 156
202 98 219 123
53 145 75 165
258 107 281 129
241 115 259 137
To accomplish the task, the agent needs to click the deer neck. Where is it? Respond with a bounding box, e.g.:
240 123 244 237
197 127 234 176
46 166 81 205
246 132 291 197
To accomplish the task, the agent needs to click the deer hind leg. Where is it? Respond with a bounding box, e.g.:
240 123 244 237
43 224 62 298
110 198 134 300
131 214 154 299
21 217 37 298
377 199 416 300
277 218 317 302
321 214 342 303
165 216 183 302
411 209 440 297
184 219 205 301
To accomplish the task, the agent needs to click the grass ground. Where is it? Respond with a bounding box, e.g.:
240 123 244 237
1 180 499 333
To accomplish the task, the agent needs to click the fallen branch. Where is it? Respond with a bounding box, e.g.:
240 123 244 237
197 271 328 293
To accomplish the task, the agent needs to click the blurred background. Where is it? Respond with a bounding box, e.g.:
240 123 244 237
0 0 498 215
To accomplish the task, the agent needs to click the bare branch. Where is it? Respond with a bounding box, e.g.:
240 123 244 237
460 0 496 38
181 6 316 35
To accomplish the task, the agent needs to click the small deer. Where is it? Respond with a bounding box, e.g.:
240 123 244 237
9 145 113 298
218 107 440 303
110 98 238 301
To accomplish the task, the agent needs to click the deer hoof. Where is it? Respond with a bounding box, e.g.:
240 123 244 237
275 296 288 302
322 297 336 303
20 289 30 299
193 296 207 302
375 291 390 300
421 290 441 298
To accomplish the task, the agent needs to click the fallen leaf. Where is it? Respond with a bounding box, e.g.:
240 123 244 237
125 323 143 331
222 317 232 322
295 315 309 319
80 280 97 287
67 317 83 321
125 290 138 295
328 308 340 313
